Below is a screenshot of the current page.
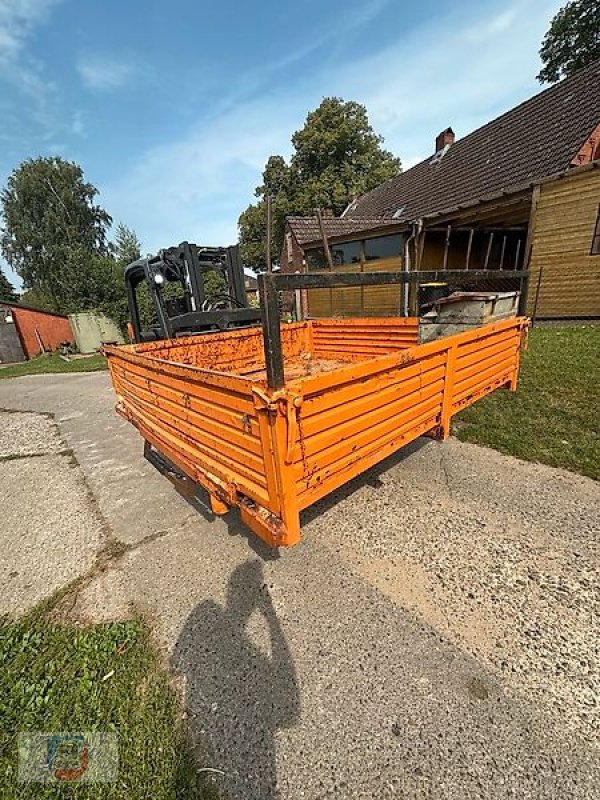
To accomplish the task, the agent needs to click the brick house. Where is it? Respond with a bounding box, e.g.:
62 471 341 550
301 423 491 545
282 59 600 320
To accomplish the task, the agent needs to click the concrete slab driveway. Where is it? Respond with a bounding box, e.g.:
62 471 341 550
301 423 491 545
0 372 598 799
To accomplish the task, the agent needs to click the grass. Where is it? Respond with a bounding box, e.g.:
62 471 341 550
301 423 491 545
0 608 216 799
0 353 107 380
454 325 600 480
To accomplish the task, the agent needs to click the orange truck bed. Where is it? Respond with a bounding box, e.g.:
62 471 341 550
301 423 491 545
105 315 528 548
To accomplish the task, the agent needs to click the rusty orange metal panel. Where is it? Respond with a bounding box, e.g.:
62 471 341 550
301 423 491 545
105 315 528 549
105 346 272 511
312 318 418 360
132 321 310 374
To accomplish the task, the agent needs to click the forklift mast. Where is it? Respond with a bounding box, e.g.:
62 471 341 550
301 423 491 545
124 241 261 343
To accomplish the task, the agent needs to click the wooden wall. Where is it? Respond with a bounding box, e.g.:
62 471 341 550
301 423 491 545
307 256 403 317
528 169 600 317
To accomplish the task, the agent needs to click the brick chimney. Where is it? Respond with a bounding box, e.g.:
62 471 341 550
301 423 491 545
435 127 455 152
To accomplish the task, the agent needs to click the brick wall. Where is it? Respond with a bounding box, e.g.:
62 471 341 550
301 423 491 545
11 306 75 358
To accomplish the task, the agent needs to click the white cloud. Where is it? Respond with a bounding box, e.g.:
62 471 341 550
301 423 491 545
0 0 57 63
101 0 564 254
102 95 299 250
71 109 85 137
0 0 62 137
464 8 518 41
77 54 137 90
329 0 564 165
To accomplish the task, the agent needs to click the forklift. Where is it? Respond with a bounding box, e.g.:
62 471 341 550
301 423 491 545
124 241 261 343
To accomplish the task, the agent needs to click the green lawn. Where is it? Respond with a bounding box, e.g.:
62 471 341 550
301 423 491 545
454 325 600 480
0 353 107 379
0 608 216 799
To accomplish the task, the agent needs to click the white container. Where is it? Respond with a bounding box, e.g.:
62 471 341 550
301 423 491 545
420 292 519 343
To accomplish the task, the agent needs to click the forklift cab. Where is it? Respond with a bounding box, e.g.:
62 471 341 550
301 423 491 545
125 241 261 343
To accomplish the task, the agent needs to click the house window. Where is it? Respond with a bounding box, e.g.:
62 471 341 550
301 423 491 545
364 234 403 260
331 240 362 266
591 206 600 255
305 248 328 269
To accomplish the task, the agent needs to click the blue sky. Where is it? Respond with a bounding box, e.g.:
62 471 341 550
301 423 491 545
0 0 561 289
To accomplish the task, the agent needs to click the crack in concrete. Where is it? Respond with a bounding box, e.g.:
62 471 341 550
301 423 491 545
439 447 455 500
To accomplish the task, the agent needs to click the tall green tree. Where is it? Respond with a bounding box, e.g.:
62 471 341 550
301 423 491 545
537 0 600 83
238 98 401 270
0 157 112 310
96 224 144 332
113 222 142 266
0 266 18 302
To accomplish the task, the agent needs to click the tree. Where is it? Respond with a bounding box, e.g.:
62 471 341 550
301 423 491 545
0 157 112 310
0 266 18 301
238 98 401 269
113 222 142 266
19 287 56 311
537 0 600 83
94 224 143 332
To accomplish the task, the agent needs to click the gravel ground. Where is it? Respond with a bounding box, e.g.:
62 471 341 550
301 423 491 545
305 437 600 745
0 410 66 458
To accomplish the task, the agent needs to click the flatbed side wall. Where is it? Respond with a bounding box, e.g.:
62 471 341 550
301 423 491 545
450 323 523 412
292 317 526 510
311 318 419 360
105 348 273 510
125 322 311 374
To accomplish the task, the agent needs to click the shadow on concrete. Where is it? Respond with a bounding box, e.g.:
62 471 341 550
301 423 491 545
172 559 300 800
301 435 428 525
164 436 429 557
153 455 278 560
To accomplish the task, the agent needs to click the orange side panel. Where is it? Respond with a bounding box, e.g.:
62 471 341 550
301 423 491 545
312 318 419 360
106 348 271 509
130 322 310 375
290 317 528 513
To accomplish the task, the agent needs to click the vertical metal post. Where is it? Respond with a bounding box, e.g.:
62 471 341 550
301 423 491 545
442 224 451 270
183 241 205 310
484 231 494 268
518 272 530 317
418 228 427 269
258 272 284 390
316 208 335 270
499 235 507 270
266 194 273 273
514 238 522 270
294 271 303 321
465 228 474 270
226 245 246 306
126 278 142 342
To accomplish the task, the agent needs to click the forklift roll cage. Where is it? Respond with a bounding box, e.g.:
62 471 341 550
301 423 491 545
125 241 261 343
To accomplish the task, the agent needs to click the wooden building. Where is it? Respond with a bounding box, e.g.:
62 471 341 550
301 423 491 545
282 60 600 320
